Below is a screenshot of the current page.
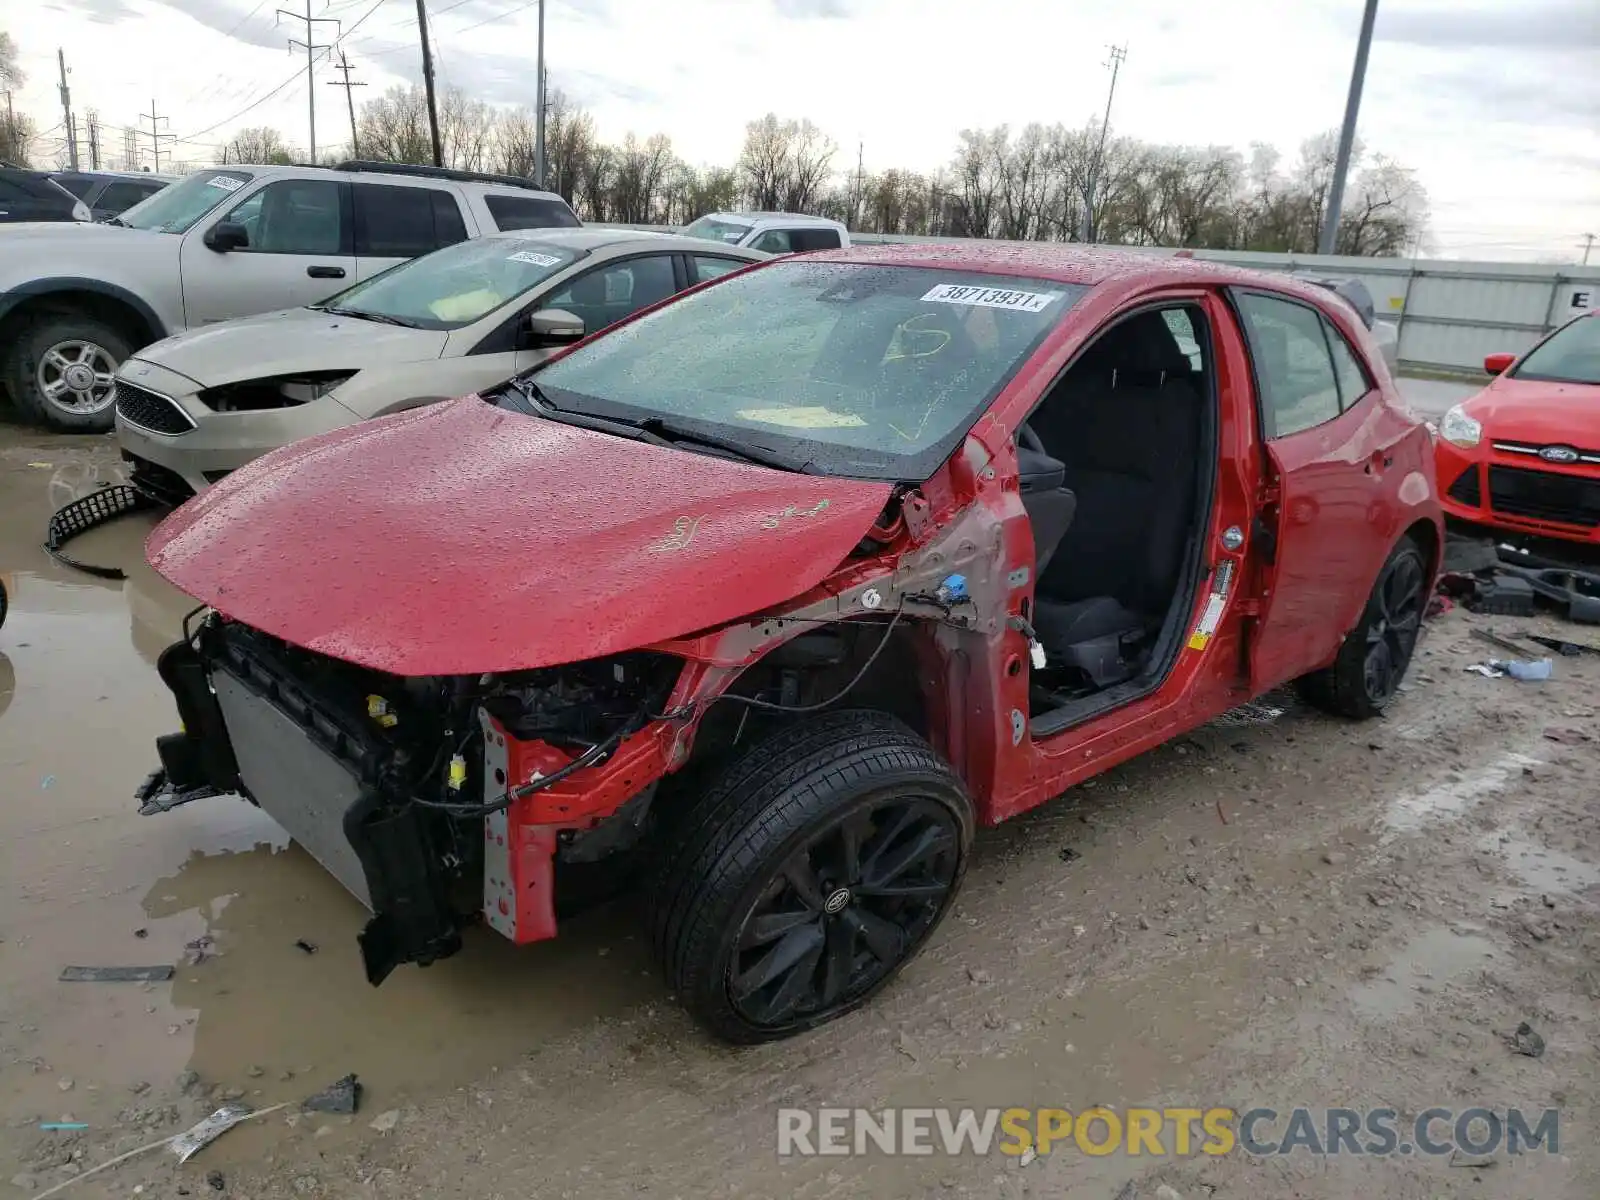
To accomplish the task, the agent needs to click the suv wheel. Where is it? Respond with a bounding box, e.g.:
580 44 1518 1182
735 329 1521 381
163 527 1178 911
6 312 130 432
652 710 973 1043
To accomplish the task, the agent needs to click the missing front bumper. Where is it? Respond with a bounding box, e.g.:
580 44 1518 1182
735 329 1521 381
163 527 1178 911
137 635 465 985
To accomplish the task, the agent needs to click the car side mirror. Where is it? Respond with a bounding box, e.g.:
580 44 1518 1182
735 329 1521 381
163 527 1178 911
204 222 249 253
522 308 586 347
1483 352 1515 376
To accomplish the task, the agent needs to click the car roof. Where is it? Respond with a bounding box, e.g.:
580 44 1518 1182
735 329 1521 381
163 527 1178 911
213 162 568 201
51 169 175 182
698 211 844 229
477 228 766 256
805 241 1343 304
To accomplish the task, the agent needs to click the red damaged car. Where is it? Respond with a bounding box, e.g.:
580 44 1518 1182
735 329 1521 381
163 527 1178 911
1436 311 1600 543
136 245 1442 1042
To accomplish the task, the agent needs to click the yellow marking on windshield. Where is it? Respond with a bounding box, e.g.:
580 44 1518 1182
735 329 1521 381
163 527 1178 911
736 405 867 429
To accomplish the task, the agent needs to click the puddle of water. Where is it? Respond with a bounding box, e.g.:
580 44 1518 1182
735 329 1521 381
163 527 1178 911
1382 752 1543 835
1348 926 1497 1020
1479 833 1600 899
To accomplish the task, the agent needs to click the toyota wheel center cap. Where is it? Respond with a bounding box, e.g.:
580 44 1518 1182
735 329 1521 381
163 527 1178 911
823 887 851 914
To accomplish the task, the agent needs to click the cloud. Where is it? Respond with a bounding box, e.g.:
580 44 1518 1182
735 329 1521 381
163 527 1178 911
771 0 858 18
1378 0 1600 50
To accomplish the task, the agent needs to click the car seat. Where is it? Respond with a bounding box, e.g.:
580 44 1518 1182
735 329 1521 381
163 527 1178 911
1028 314 1203 688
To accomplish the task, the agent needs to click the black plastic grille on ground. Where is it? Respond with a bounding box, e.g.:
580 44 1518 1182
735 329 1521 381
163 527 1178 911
43 484 157 579
115 381 194 435
1488 465 1600 529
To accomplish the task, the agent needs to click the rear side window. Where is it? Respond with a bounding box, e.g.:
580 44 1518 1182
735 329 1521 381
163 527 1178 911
53 175 96 199
789 227 842 252
432 191 467 247
484 193 581 231
1324 320 1373 409
1236 292 1343 438
354 184 464 257
691 255 748 284
749 229 793 254
97 180 160 213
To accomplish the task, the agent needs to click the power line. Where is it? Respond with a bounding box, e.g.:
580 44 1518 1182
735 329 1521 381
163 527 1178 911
138 101 178 172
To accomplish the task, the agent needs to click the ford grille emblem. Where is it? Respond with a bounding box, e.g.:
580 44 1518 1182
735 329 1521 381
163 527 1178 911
1538 445 1579 464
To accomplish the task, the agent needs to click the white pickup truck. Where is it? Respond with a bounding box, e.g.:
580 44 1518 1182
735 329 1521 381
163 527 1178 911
0 160 579 430
679 211 849 254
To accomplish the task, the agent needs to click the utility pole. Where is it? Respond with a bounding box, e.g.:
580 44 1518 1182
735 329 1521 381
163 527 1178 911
414 0 444 167
1318 0 1380 256
1080 44 1126 244
138 101 176 172
854 140 864 230
57 49 79 170
534 0 546 185
278 0 340 162
327 49 367 158
1581 233 1595 267
86 110 101 170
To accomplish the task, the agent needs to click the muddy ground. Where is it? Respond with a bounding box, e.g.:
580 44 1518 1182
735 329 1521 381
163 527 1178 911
3 402 1596 1200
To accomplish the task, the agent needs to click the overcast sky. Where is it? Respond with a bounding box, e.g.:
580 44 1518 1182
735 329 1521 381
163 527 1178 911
7 0 1597 261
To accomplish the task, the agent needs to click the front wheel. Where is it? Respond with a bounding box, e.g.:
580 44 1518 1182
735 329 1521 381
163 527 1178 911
1296 534 1428 719
652 710 973 1044
5 312 131 432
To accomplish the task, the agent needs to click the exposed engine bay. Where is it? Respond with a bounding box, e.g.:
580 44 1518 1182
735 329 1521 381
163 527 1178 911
138 615 682 984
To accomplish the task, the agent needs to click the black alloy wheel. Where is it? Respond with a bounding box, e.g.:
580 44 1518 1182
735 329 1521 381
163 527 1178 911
729 795 960 1028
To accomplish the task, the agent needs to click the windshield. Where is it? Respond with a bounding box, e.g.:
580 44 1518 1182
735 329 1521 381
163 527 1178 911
1512 314 1600 386
681 216 753 246
118 170 253 232
317 236 581 330
518 262 1087 480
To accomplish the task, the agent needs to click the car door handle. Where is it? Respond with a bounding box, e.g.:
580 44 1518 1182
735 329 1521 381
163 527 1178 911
307 265 346 279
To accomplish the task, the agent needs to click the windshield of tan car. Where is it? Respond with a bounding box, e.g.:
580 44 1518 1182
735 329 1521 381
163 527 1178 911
118 170 253 233
681 216 753 245
522 262 1085 480
1513 314 1600 386
320 237 581 330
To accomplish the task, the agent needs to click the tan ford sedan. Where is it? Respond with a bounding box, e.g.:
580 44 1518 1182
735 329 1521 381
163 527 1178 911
113 228 768 501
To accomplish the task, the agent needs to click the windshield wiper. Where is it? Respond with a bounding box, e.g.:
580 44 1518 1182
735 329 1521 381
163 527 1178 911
312 304 417 328
100 216 129 227
501 376 675 448
631 416 811 472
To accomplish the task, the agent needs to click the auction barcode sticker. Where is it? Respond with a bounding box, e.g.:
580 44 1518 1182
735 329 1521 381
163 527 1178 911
205 175 245 192
920 284 1060 313
508 250 564 267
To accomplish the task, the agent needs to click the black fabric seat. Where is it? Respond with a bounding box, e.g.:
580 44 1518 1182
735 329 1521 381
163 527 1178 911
1027 314 1203 687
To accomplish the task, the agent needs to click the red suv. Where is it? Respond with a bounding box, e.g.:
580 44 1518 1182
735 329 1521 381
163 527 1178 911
136 244 1442 1043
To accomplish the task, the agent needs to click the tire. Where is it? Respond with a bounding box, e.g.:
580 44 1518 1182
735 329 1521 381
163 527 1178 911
5 311 131 432
1296 534 1428 720
651 709 973 1044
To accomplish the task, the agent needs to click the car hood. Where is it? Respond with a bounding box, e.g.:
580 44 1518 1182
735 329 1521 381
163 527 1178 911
146 396 893 676
1464 376 1600 446
132 307 451 386
0 220 150 241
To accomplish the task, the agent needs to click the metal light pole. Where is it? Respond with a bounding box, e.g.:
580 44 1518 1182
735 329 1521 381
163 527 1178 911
1080 44 1126 244
1318 0 1380 256
534 0 546 187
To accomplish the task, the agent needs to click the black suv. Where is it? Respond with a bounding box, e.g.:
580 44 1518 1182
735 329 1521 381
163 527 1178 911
49 170 173 222
0 167 89 223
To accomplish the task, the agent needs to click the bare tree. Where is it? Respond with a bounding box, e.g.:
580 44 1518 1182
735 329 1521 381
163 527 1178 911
354 85 434 166
440 87 497 171
737 114 836 212
223 126 297 165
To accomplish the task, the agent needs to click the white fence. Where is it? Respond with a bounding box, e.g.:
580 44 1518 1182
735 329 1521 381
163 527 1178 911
601 223 1598 375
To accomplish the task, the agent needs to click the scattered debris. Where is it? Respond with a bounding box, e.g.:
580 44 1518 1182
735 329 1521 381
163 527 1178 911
1465 575 1535 617
293 939 318 955
56 1078 73 1092
1057 847 1080 864
1465 663 1505 678
1215 799 1228 825
1542 727 1590 744
1321 850 1347 866
1506 1021 1546 1058
302 1074 362 1115
133 929 148 939
171 1104 255 1163
182 936 216 967
1503 658 1554 682
1527 633 1600 657
894 1030 919 1061
1449 1151 1496 1169
59 966 175 983
38 1124 87 1132
1442 536 1501 575
1470 627 1539 657
369 1110 401 1134
966 967 992 984
205 1170 225 1191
